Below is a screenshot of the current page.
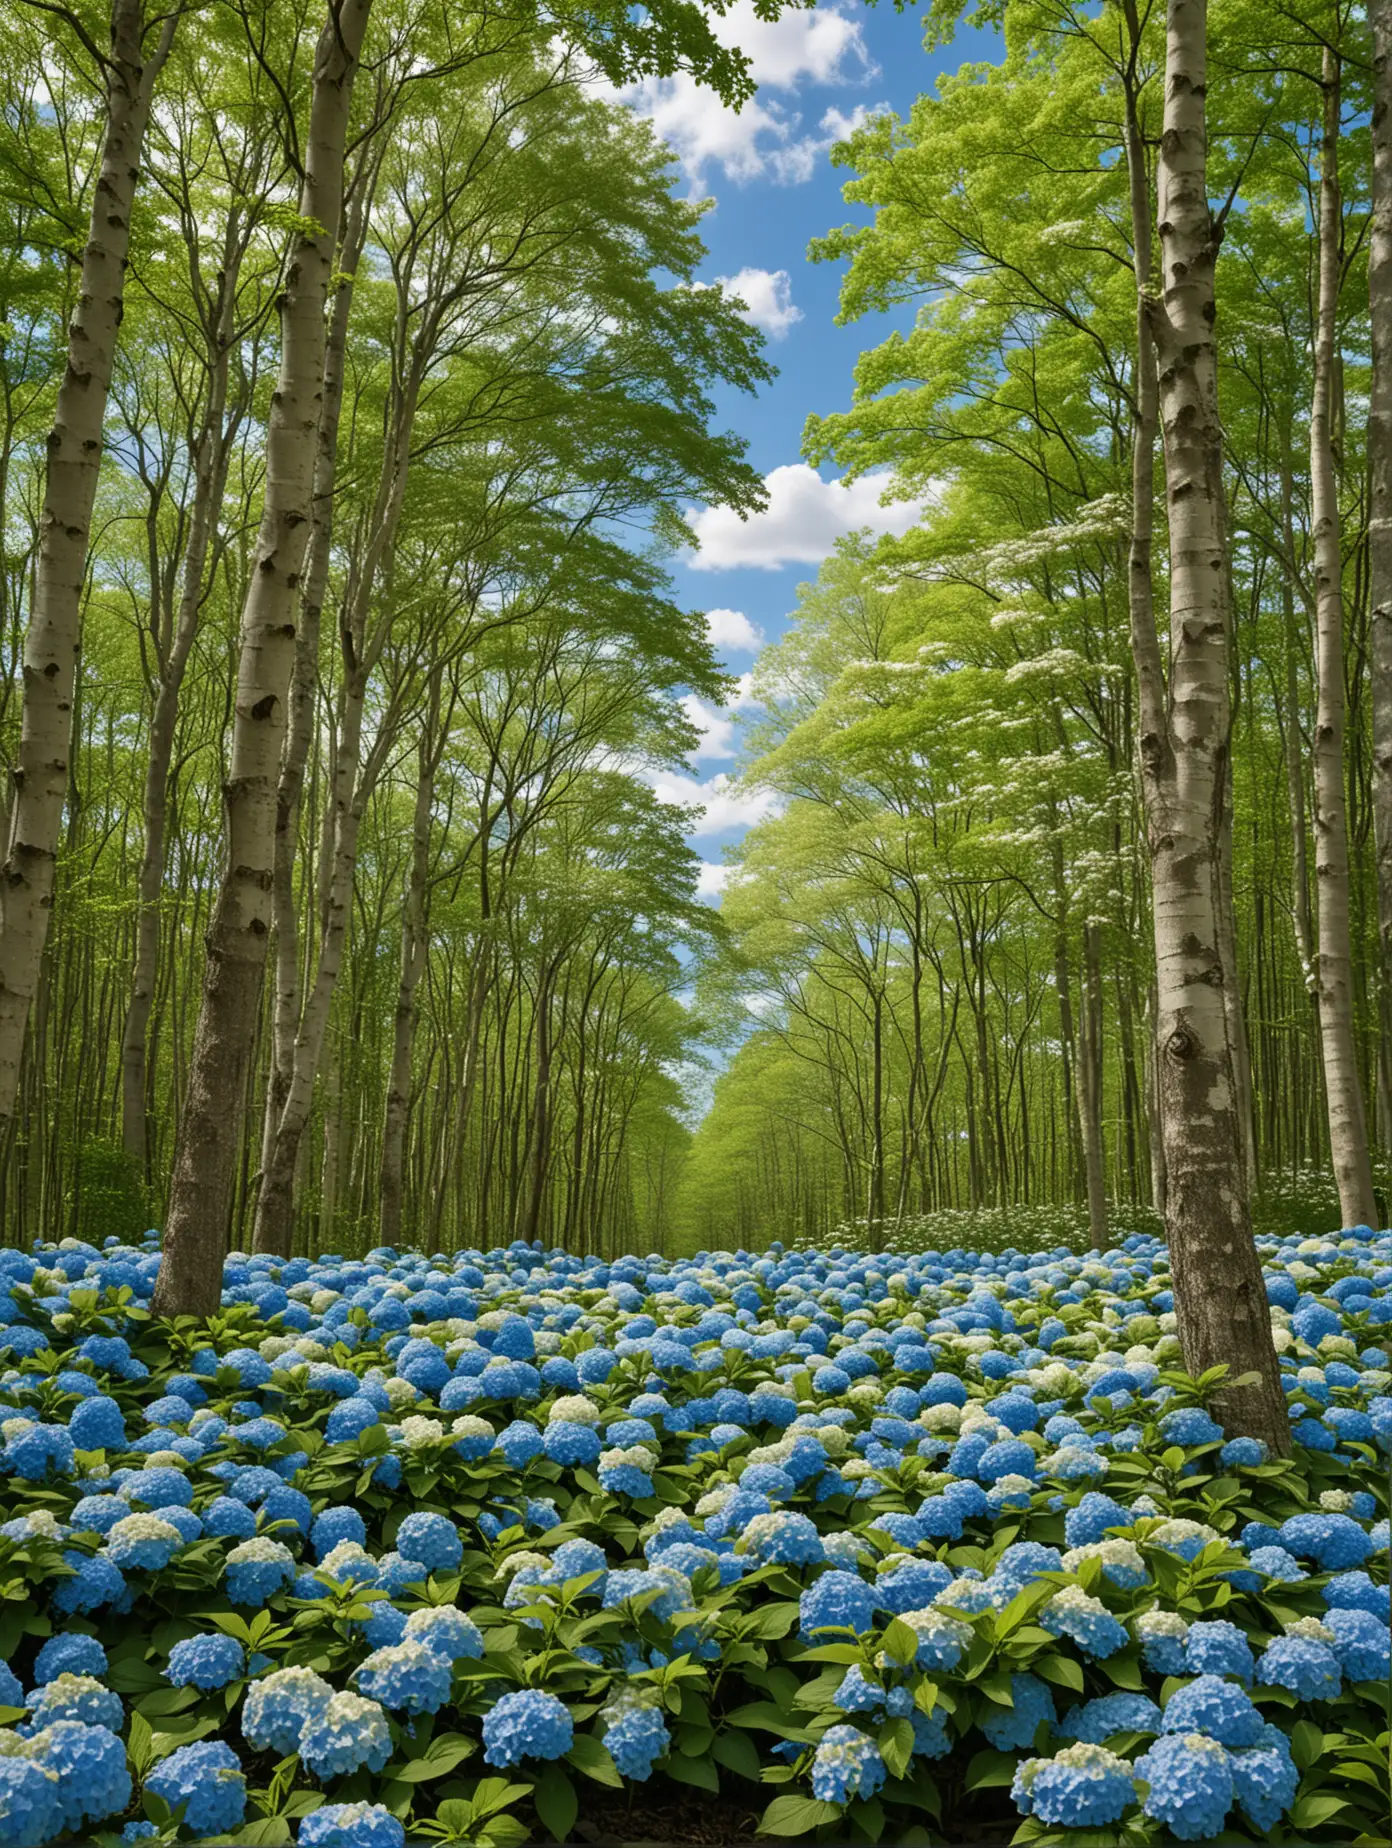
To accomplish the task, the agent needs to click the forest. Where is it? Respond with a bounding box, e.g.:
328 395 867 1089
0 0 1387 1313
0 4 1387 1847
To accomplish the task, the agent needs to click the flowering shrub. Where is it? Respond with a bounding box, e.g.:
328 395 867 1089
0 1224 1382 1846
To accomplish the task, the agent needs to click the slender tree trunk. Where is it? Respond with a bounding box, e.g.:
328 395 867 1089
1310 49 1377 1229
380 671 442 1245
1078 918 1108 1246
154 0 375 1316
1368 0 1392 1181
0 0 174 1132
1124 0 1288 1449
263 185 374 1199
121 281 241 1171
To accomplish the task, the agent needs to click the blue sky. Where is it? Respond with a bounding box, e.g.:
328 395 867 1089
607 1 999 896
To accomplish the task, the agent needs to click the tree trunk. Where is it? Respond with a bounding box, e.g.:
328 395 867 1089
1078 918 1108 1246
154 0 375 1317
262 182 375 1206
0 0 174 1132
380 670 442 1246
1310 48 1377 1230
1126 0 1288 1449
121 269 241 1172
1368 0 1392 1187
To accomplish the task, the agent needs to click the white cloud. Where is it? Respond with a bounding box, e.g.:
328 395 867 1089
713 267 802 340
704 607 764 652
696 861 732 899
688 464 927 571
603 2 877 192
681 672 760 761
646 767 781 836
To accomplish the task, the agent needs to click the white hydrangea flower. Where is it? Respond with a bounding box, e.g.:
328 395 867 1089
398 1416 445 1450
1284 1616 1337 1644
548 1395 600 1426
383 1377 418 1410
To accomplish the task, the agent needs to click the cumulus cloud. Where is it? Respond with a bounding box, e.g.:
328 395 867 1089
603 2 878 191
696 861 732 900
704 607 764 652
646 767 781 836
681 673 759 761
713 267 803 339
688 463 927 571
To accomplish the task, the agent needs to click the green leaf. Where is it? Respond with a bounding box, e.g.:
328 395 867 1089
1289 1794 1350 1828
878 1716 913 1780
532 1766 577 1843
1032 1654 1084 1693
880 1618 919 1667
758 1795 844 1837
564 1734 623 1788
391 1735 477 1782
1290 1719 1324 1771
713 1729 763 1781
666 1751 719 1793
225 1824 293 1847
964 1750 1018 1792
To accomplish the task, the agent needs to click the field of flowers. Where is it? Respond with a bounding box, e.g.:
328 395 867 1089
0 1227 1387 1848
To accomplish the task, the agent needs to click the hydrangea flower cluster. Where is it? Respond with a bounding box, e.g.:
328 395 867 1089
0 1223 1381 1845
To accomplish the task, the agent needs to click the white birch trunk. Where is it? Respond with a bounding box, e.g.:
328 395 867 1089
1310 49 1377 1230
1126 0 1289 1448
0 0 174 1132
153 0 375 1317
1368 0 1392 1184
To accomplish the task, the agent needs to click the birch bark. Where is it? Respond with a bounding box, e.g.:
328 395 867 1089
153 0 375 1317
0 0 174 1132
1368 0 1392 1164
1122 0 1288 1448
1309 47 1377 1230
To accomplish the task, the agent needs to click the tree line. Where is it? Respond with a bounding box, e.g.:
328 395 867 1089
0 0 795 1295
679 0 1392 1453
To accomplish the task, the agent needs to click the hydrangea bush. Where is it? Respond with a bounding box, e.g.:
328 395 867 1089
0 1224 1385 1847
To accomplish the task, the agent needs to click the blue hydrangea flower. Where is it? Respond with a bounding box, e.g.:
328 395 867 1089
394 1511 462 1573
1056 1692 1161 1742
32 1634 105 1684
810 1725 887 1805
22 1674 123 1734
298 1692 393 1777
51 1551 125 1615
737 1511 824 1566
1062 1492 1132 1549
166 1633 246 1690
1230 1728 1300 1833
602 1700 670 1781
1277 1512 1372 1569
482 1690 574 1766
1184 1620 1255 1684
1134 1732 1234 1841
225 1536 296 1605
1323 1608 1391 1681
1161 1676 1263 1748
403 1606 484 1661
298 1801 406 1848
0 1756 62 1848
798 1570 878 1641
24 1720 131 1830
978 1673 1055 1750
242 1667 334 1754
1255 1634 1343 1700
145 1740 246 1837
1013 1743 1137 1827
1040 1586 1128 1658
105 1512 182 1570
354 1641 451 1716
312 1506 367 1559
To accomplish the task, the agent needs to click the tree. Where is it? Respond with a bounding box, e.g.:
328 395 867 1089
0 0 177 1138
